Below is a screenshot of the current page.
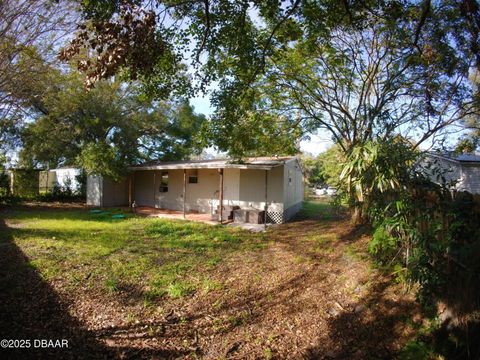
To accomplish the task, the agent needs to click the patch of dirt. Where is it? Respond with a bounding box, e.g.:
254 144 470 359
1 210 421 359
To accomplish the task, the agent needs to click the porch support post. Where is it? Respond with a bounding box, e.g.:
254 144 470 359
264 170 268 229
153 171 156 208
219 168 224 223
183 169 186 219
128 173 133 208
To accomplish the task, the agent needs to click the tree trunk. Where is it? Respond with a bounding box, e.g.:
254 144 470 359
351 204 368 225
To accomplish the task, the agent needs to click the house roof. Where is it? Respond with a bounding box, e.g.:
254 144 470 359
130 157 297 171
428 152 480 165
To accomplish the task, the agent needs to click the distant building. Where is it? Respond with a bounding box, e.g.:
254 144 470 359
39 167 82 193
422 153 480 194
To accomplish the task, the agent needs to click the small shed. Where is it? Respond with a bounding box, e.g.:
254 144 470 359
86 157 304 223
86 175 129 207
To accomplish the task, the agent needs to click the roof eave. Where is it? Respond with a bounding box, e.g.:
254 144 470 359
129 163 282 171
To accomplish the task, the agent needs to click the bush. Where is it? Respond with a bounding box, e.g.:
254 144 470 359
0 171 9 197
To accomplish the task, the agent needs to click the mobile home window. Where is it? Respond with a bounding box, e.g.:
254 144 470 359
188 170 198 184
159 172 168 192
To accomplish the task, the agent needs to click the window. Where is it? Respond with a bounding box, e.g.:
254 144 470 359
188 170 198 184
159 172 168 192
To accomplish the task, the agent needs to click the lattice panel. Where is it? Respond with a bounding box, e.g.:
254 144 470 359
266 211 284 224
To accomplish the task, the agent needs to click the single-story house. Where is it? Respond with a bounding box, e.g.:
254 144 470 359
421 153 480 194
86 157 304 223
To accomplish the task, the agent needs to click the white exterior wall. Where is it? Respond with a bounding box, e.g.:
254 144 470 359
102 178 128 206
134 169 220 213
182 169 219 213
283 159 304 209
39 168 81 193
421 156 480 194
86 175 102 206
133 166 285 213
130 162 304 222
458 165 480 194
238 166 284 212
421 157 463 188
52 168 81 192
86 175 128 206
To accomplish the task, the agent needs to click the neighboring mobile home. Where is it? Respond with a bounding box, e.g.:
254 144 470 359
39 167 82 193
421 153 480 194
87 157 304 223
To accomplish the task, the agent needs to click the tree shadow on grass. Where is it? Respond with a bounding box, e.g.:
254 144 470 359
0 217 187 359
305 278 418 359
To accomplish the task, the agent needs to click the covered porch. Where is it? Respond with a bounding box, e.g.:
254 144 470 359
127 158 285 225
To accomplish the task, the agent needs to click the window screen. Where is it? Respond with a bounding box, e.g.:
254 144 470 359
159 172 168 192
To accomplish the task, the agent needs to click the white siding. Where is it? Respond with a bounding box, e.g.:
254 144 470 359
130 162 306 222
135 169 221 213
283 158 304 210
238 166 284 212
422 156 480 194
223 168 240 207
102 178 128 206
52 168 81 192
155 169 183 210
86 175 102 206
184 169 219 213
459 165 480 194
134 170 156 207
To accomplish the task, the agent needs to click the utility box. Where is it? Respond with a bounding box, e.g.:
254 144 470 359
233 209 249 223
233 209 265 224
247 209 265 224
215 205 240 221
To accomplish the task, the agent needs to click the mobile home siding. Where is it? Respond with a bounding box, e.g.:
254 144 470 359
283 159 304 220
460 165 480 194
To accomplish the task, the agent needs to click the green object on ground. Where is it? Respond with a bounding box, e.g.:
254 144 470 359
89 209 102 214
111 214 125 219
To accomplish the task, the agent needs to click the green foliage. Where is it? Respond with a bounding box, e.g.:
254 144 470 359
166 281 195 298
0 171 9 197
356 142 480 357
75 170 87 198
368 225 400 267
10 169 39 197
317 145 345 189
302 145 345 189
207 86 302 159
399 340 432 360
0 156 9 197
302 156 325 187
77 143 126 182
12 55 206 178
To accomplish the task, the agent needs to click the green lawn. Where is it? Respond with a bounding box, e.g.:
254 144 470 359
0 207 266 302
0 202 427 358
298 197 343 220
